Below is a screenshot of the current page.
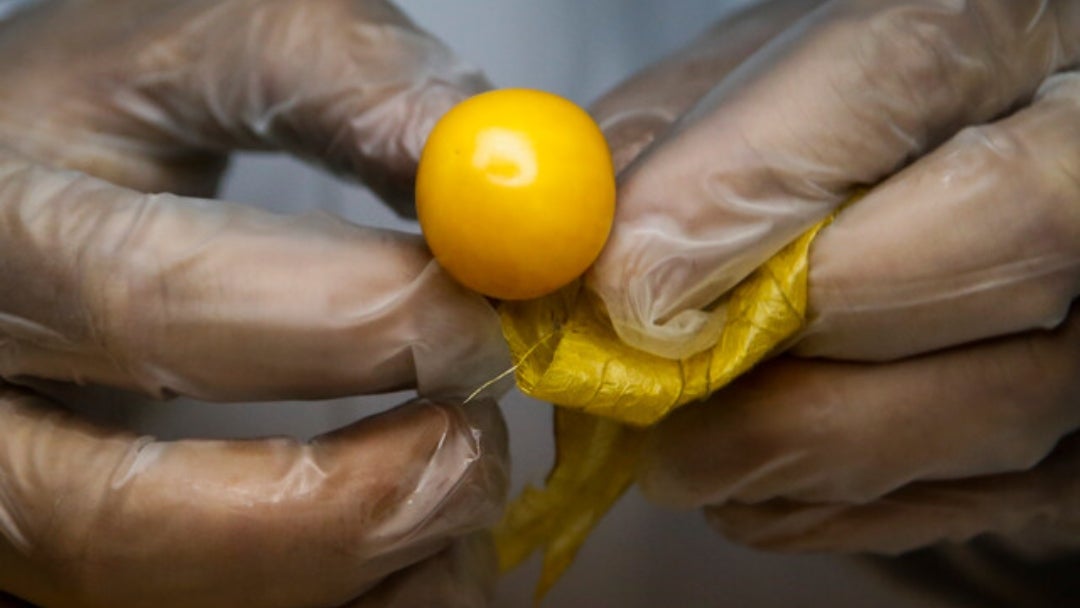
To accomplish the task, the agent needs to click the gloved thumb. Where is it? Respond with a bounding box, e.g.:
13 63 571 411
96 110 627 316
588 1 1080 358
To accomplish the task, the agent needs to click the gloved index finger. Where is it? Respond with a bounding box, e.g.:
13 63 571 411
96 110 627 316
588 0 1080 359
0 150 508 402
0 0 489 215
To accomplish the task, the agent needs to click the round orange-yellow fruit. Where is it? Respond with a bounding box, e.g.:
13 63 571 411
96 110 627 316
416 88 615 300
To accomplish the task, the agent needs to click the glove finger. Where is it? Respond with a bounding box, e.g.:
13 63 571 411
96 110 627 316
341 533 497 608
0 385 508 608
639 305 1080 507
0 151 507 401
704 432 1080 554
590 0 825 172
796 71 1080 360
589 0 1080 358
0 0 488 211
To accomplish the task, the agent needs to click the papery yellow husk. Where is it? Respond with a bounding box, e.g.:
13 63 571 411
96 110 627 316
493 212 838 601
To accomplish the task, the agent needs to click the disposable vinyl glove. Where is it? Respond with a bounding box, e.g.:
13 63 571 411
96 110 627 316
590 0 1080 554
0 0 508 399
0 1 511 606
642 312 1080 553
589 0 1080 360
1 390 508 608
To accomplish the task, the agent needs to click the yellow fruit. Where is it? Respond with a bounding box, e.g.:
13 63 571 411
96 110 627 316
416 88 615 300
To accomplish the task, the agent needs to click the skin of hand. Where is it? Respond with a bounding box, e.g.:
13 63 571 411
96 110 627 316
0 1 512 606
590 0 1080 554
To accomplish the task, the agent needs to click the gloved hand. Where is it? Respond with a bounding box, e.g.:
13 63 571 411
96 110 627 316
590 0 1080 553
0 1 510 606
589 0 1080 360
1 389 508 608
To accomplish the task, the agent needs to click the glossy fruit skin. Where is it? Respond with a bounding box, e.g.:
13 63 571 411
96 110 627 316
416 88 616 301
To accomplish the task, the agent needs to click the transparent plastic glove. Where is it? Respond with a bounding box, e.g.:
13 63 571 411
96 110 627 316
588 0 1080 360
0 0 488 213
591 0 1080 555
0 387 509 608
640 308 1079 553
0 0 508 401
0 1 512 606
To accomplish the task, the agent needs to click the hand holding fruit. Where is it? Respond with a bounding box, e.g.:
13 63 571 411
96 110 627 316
589 0 1080 554
0 1 510 606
